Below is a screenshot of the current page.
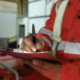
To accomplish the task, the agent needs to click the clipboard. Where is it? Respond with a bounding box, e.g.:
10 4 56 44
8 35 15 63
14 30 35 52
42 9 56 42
1 49 60 63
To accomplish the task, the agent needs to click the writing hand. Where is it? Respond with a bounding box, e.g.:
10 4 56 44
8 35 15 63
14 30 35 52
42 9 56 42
19 36 45 52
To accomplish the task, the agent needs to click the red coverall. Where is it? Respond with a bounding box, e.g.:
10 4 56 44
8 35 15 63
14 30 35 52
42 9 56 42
36 0 80 80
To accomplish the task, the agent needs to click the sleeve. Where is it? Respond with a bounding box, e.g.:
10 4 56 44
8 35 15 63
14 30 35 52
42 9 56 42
36 2 57 51
61 63 80 80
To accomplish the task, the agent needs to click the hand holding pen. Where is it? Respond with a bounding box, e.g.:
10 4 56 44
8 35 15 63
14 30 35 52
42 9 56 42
19 24 46 52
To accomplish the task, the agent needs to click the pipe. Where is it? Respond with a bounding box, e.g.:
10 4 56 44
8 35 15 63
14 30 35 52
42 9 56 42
0 62 19 80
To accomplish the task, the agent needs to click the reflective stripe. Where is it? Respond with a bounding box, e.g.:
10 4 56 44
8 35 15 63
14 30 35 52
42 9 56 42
52 40 80 55
52 39 58 50
53 1 69 42
39 28 53 41
55 1 63 13
64 42 80 55
52 40 65 52
58 41 65 51
37 37 51 47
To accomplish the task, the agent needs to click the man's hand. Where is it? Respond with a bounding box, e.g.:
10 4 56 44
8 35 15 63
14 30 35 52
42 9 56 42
19 36 46 52
22 59 62 80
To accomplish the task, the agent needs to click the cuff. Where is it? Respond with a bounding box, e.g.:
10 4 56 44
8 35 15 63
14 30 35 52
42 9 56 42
38 38 51 51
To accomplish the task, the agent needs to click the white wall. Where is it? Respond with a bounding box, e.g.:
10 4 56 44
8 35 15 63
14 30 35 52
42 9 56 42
29 18 46 33
28 0 57 34
0 12 17 38
28 0 46 17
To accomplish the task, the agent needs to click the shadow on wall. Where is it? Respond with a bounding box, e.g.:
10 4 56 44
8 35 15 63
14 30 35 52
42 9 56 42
0 37 17 48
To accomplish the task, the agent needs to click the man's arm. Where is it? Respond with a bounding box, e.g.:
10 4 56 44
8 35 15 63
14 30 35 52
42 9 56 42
36 2 57 51
19 2 57 52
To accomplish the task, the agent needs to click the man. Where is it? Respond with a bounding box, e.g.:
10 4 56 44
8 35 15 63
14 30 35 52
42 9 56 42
20 0 80 80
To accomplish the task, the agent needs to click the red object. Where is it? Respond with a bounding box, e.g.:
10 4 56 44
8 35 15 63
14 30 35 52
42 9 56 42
19 73 49 80
0 54 50 80
2 51 58 62
36 0 80 80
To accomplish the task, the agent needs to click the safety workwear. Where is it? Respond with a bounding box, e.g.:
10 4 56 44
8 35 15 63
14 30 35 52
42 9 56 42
36 0 80 80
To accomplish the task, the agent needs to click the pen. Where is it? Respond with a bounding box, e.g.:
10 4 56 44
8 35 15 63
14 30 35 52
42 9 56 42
32 24 36 44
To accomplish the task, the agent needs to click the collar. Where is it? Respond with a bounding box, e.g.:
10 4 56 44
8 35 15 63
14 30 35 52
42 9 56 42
59 0 80 11
70 0 80 11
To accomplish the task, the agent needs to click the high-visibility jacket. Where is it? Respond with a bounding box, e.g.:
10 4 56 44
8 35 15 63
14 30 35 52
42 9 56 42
36 0 80 80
